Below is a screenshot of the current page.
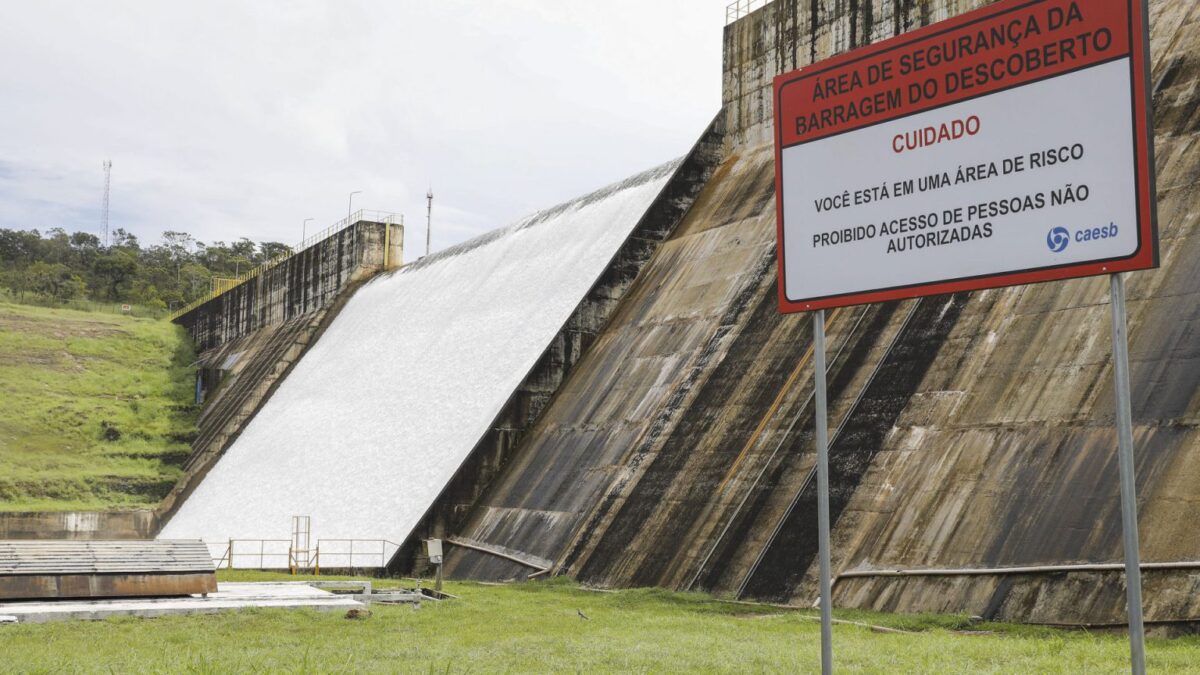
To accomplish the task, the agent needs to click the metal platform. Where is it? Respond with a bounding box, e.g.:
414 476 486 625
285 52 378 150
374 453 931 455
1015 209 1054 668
0 540 216 600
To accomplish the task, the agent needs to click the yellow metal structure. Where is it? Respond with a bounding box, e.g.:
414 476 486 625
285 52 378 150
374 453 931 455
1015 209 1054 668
210 277 239 295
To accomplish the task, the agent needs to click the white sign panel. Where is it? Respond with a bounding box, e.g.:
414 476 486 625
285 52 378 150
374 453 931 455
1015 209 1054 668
774 0 1156 312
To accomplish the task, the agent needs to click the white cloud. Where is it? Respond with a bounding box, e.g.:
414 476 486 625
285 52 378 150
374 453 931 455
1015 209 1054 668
0 0 728 254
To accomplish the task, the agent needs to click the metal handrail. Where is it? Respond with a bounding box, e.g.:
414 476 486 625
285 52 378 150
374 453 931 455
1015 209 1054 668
167 209 401 321
726 0 771 25
212 538 401 571
314 539 401 570
216 538 292 569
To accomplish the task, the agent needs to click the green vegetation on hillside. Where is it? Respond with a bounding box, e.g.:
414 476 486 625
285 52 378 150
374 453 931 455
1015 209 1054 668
0 302 197 511
1 574 1197 672
0 226 290 312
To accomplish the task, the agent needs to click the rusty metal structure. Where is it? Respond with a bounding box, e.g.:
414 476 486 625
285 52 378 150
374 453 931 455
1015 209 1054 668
0 540 216 600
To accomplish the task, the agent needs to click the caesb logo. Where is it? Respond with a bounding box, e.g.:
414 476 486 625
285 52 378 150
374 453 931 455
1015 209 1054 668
1047 227 1070 253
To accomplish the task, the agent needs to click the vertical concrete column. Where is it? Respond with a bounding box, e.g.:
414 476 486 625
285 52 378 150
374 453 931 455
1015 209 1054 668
386 223 405 271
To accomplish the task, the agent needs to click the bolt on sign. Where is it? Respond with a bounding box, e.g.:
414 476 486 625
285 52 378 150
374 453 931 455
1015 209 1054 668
774 0 1157 312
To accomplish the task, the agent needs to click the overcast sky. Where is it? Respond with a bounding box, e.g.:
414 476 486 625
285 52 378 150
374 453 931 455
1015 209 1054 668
0 0 732 255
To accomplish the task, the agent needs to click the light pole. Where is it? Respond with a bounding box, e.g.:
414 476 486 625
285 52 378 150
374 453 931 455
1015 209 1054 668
426 188 434 257
303 218 314 243
348 191 362 221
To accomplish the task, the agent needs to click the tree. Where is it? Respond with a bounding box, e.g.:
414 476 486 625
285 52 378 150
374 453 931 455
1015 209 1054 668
69 231 101 269
0 228 44 266
110 228 140 250
41 228 72 265
231 238 257 260
129 279 162 306
179 262 212 300
92 250 138 300
161 231 198 280
0 267 33 301
27 262 86 302
0 225 285 308
258 241 292 262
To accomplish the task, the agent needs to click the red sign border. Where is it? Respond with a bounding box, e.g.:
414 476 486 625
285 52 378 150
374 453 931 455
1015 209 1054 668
774 0 1158 313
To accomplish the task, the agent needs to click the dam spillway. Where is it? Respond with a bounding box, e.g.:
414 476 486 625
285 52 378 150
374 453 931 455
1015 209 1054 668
162 0 1200 627
159 160 687 550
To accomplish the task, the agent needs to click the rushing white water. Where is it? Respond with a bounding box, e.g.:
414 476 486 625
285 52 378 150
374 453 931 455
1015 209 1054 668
159 160 679 563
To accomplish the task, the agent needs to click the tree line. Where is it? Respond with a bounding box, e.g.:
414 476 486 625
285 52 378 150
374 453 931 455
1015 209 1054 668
0 227 290 312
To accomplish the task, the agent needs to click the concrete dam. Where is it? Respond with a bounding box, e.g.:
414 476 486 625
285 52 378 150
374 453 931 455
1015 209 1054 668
163 0 1200 626
157 156 719 552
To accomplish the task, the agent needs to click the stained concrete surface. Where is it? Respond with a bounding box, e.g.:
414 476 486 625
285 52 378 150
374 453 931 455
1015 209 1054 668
441 0 1200 627
0 583 362 624
151 0 1200 627
0 511 158 541
175 220 402 353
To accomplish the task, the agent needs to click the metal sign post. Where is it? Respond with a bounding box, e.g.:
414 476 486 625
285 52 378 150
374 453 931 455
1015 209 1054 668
1109 273 1146 675
812 311 834 675
770 2 1158 671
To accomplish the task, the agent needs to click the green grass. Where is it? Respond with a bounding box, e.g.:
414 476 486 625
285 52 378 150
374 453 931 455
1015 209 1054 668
0 302 196 511
1 574 1197 673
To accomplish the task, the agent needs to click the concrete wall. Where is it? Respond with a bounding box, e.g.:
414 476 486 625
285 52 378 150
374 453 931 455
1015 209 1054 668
444 0 985 591
814 0 1200 625
441 0 1200 627
175 220 402 353
442 139 789 582
722 0 989 148
0 511 158 540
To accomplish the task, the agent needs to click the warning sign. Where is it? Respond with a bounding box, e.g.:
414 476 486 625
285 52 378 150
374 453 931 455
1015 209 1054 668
775 0 1157 312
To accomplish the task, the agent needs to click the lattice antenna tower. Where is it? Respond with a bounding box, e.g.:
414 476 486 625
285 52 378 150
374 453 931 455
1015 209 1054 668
102 160 112 247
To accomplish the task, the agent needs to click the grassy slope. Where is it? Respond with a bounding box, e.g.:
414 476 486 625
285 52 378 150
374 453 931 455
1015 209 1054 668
0 302 196 511
0 574 1196 673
